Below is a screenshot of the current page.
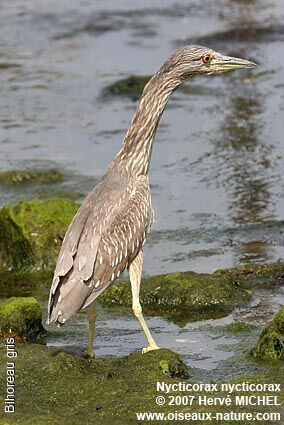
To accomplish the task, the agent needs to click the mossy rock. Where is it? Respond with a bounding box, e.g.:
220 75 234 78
102 75 151 100
0 169 64 185
0 198 78 271
99 263 284 323
45 348 188 379
0 345 188 424
0 297 45 340
100 269 252 314
250 306 284 361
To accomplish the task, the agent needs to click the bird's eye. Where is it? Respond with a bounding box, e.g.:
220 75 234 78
202 53 212 64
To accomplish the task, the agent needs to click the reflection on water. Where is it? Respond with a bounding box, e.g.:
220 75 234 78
236 241 275 264
214 83 275 225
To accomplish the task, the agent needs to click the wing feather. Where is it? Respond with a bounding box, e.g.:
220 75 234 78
48 175 152 324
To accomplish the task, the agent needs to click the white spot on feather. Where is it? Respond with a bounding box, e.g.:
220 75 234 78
88 280 94 288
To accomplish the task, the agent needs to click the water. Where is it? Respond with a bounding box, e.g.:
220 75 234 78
0 0 283 373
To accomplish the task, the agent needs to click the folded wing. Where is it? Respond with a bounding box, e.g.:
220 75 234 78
47 175 152 325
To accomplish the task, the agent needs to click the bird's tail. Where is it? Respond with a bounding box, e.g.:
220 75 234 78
47 272 93 326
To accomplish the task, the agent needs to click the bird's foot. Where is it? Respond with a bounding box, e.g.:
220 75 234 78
85 348 95 359
142 344 160 354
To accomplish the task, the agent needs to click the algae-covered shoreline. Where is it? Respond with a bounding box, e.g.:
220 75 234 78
0 261 283 324
0 262 283 424
0 341 283 424
0 196 283 423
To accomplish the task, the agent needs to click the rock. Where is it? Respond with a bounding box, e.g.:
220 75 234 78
158 356 188 378
0 344 188 424
0 297 45 340
45 348 188 379
100 269 251 322
99 263 284 323
102 75 151 100
0 169 64 185
250 306 284 361
0 198 78 271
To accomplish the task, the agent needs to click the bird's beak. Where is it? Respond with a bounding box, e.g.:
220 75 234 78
211 54 258 73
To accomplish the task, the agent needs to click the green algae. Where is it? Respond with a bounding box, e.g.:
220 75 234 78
0 297 45 340
100 270 249 310
98 262 283 324
158 357 187 378
213 262 284 289
250 306 284 361
226 321 255 333
1 262 282 326
0 198 78 272
0 344 187 424
0 342 283 425
0 169 64 185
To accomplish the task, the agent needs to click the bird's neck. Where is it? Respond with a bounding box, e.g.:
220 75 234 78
113 71 181 176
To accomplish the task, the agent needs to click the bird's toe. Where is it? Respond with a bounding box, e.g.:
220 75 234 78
142 344 160 354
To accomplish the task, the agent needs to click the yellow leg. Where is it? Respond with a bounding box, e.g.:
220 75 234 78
129 251 159 354
86 303 96 358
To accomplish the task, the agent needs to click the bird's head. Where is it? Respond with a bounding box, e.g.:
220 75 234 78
161 45 257 81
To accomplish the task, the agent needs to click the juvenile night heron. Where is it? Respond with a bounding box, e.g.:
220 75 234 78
47 45 257 357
